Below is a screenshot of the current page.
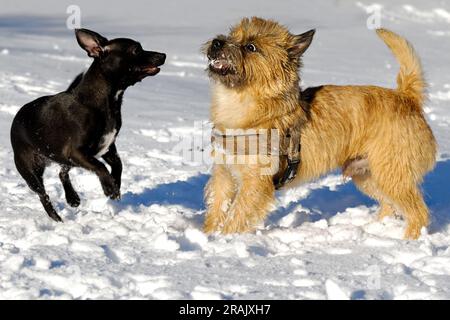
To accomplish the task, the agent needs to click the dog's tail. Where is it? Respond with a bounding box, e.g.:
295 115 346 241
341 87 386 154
376 28 425 105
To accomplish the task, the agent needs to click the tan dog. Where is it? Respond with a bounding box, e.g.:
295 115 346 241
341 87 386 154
203 17 437 239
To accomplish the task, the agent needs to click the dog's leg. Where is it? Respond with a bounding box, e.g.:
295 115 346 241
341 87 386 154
102 143 122 190
401 188 429 240
351 173 395 220
378 202 396 220
204 164 237 233
344 157 396 220
15 154 62 222
379 182 429 239
221 168 275 234
59 166 80 207
369 159 429 239
69 149 120 200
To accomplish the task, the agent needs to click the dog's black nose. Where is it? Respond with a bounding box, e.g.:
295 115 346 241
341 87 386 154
157 52 166 65
212 39 224 50
148 52 166 66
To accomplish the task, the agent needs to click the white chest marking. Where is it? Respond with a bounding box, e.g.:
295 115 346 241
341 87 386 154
114 90 124 102
96 129 117 157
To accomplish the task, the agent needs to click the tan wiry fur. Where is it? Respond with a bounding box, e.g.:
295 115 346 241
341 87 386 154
203 18 437 239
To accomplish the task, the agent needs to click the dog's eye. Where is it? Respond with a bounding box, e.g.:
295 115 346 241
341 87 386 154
132 46 142 55
245 43 257 52
212 39 224 49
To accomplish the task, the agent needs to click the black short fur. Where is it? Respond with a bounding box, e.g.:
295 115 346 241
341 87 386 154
10 29 166 222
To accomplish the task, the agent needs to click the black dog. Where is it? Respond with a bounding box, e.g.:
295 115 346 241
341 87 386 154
10 29 166 222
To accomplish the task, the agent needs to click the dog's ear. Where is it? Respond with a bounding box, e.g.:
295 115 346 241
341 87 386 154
289 29 315 58
75 29 108 58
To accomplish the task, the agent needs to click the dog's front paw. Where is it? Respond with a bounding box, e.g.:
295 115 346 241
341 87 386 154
204 220 221 234
221 212 254 234
66 192 81 208
101 175 121 200
204 209 227 234
221 222 253 234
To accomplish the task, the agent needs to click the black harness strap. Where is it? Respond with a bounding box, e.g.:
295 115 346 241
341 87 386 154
211 127 301 189
273 129 301 190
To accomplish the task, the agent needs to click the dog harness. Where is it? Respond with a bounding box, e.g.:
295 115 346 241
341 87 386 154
211 127 301 189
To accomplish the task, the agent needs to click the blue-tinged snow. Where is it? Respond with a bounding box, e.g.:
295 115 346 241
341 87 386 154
0 0 450 299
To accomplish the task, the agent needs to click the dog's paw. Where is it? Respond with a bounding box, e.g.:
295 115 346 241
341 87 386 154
101 175 121 201
221 218 253 234
404 225 421 240
204 222 220 234
66 193 81 208
203 210 227 234
48 211 63 223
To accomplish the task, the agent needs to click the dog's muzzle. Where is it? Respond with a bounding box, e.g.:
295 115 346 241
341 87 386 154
209 58 232 75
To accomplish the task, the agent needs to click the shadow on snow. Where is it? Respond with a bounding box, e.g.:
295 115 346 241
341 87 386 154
119 160 450 232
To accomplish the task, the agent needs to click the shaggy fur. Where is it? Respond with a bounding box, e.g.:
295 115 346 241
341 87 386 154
203 17 437 239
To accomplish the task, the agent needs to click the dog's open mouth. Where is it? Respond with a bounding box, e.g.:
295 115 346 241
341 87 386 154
209 58 232 75
141 66 161 76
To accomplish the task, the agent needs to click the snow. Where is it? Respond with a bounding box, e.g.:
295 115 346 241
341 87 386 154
0 0 450 300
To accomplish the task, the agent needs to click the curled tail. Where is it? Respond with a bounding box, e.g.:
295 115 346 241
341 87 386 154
376 28 425 105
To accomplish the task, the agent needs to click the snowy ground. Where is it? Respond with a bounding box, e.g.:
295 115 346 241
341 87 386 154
1 0 450 299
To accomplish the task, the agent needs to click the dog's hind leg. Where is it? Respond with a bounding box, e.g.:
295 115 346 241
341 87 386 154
351 174 395 219
369 160 429 239
14 153 62 222
345 158 395 220
378 181 429 239
59 166 80 208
